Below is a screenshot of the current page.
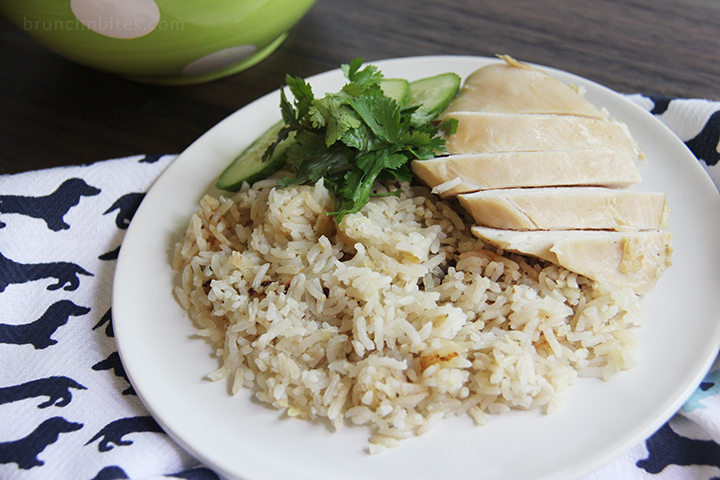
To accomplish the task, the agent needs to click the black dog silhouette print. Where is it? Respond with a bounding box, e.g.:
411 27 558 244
92 351 135 395
104 192 145 230
0 376 87 408
0 251 93 293
98 246 120 262
637 422 720 473
686 110 720 167
92 309 114 338
0 416 83 469
0 178 100 231
139 154 165 164
647 95 672 115
85 416 165 452
647 96 720 167
167 466 223 480
0 300 90 349
90 465 129 480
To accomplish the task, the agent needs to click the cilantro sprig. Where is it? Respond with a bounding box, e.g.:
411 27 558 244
265 58 456 221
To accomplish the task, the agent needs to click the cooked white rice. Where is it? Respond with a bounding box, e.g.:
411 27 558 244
172 176 643 454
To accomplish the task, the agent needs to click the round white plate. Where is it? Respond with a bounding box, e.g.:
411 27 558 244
113 56 720 480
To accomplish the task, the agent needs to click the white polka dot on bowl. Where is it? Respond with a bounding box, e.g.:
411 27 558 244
70 0 161 39
181 45 258 77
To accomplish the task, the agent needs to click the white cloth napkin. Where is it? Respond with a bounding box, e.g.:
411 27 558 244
1 95 720 480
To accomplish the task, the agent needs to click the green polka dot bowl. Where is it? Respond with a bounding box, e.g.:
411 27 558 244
0 0 317 85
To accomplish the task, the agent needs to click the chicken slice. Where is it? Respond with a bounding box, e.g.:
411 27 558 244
470 227 673 294
441 57 606 119
411 150 642 197
458 187 669 231
442 112 643 160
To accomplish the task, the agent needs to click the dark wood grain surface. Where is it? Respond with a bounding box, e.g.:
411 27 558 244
1 0 719 175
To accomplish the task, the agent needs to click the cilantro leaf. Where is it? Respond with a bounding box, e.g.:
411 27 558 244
342 57 383 88
285 75 314 120
309 94 361 146
438 117 459 136
349 85 402 144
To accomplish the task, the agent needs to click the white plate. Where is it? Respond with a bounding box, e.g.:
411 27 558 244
113 56 720 480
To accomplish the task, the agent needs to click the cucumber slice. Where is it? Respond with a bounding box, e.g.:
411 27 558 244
215 120 293 191
407 72 462 122
379 78 410 105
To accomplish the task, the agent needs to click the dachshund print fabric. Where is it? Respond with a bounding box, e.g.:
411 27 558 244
0 155 218 480
2 95 720 479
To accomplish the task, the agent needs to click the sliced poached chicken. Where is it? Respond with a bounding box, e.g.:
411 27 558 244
470 226 673 294
442 112 643 160
417 56 672 293
441 56 606 119
411 150 641 197
458 187 669 231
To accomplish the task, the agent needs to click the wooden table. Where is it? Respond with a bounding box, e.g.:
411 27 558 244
1 0 719 175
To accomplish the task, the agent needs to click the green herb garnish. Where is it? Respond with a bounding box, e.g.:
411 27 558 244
265 58 457 221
